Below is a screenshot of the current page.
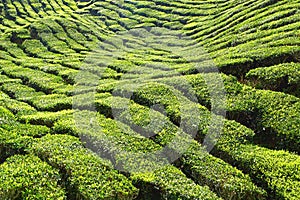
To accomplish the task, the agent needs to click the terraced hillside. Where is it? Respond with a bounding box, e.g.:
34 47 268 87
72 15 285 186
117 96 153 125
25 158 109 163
0 0 299 199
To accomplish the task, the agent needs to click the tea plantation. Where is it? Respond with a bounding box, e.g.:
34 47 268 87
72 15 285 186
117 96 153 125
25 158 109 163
0 0 299 199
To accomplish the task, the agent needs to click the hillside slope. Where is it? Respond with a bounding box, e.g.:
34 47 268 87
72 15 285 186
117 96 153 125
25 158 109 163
0 0 299 199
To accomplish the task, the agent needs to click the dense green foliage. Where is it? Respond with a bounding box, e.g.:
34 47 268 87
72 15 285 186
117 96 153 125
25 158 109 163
0 154 66 199
0 0 299 199
246 62 300 96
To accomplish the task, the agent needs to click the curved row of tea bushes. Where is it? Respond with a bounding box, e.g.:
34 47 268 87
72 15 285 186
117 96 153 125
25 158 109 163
226 87 300 153
83 95 267 200
131 165 222 200
19 109 74 127
1 81 42 99
29 94 72 111
191 0 298 47
185 0 300 76
0 0 299 199
0 90 139 200
22 39 60 59
0 0 77 28
0 154 66 199
215 143 300 200
246 62 300 96
0 81 73 111
0 61 66 94
0 106 32 161
41 17 88 52
109 81 300 199
31 134 139 200
100 0 300 77
0 91 37 116
0 105 48 145
52 111 224 200
19 107 217 199
143 72 300 154
0 38 28 58
53 17 92 49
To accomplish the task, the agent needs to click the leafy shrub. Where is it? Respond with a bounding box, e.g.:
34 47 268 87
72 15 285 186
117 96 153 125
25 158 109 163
0 74 22 85
1 82 44 101
226 85 300 153
246 62 300 96
131 165 222 200
0 105 15 125
215 143 300 200
0 154 66 199
1 64 65 94
0 106 46 160
31 134 138 200
22 39 53 58
30 94 72 111
53 112 224 199
19 110 74 127
103 80 300 198
93 95 266 200
0 97 37 117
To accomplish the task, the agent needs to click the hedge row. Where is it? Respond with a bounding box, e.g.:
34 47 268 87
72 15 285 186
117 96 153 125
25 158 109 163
83 0 185 32
0 106 38 162
75 62 121 81
192 0 296 47
22 39 59 59
211 26 299 55
180 0 300 75
92 95 266 200
30 134 139 200
246 62 300 96
108 81 300 199
41 17 88 52
55 17 91 47
52 111 222 199
86 1 138 30
10 0 38 19
0 74 22 85
131 165 222 200
0 105 50 137
0 154 66 199
0 62 66 94
30 94 72 111
213 44 299 77
0 49 14 61
0 91 37 116
20 60 73 79
0 38 27 58
29 19 77 55
189 0 289 41
119 0 296 63
215 143 300 200
0 128 32 163
0 81 72 111
14 58 83 90
19 109 74 127
1 82 44 101
150 72 300 154
226 86 300 153
40 32 77 54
